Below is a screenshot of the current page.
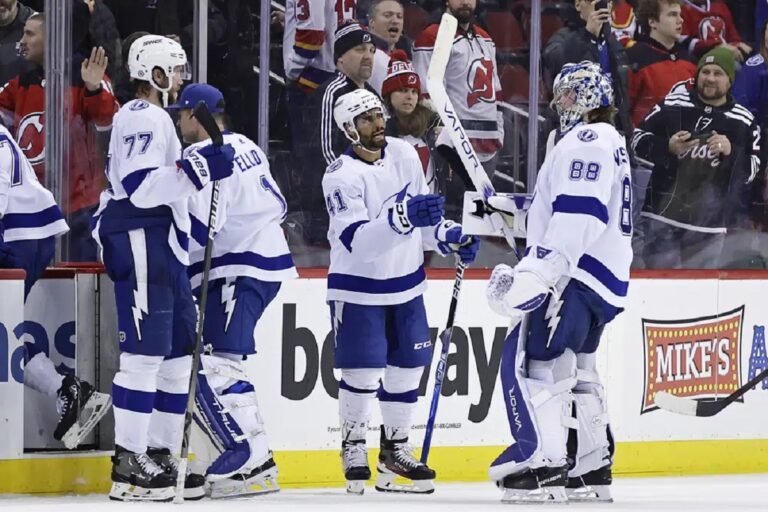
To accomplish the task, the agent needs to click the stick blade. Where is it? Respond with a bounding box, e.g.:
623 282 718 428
653 391 699 416
426 13 458 83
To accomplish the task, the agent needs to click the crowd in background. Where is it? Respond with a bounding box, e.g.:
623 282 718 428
0 0 767 269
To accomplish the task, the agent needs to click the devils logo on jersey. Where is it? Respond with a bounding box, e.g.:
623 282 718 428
466 58 495 108
699 16 726 42
17 111 45 170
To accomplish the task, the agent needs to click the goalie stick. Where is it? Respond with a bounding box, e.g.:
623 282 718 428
174 100 224 504
654 366 768 417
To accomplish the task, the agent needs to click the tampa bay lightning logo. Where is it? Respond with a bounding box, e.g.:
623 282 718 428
130 100 149 111
377 182 413 218
577 128 598 142
327 159 343 173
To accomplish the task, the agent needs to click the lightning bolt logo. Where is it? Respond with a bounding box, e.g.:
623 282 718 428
545 297 564 349
128 229 149 342
222 278 237 332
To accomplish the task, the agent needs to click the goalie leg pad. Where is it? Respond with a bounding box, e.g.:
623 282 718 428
489 319 577 482
195 353 272 481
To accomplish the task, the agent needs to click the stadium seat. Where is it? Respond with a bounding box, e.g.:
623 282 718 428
403 4 430 41
498 63 530 103
484 10 525 52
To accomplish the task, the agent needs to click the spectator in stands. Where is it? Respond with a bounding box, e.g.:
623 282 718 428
680 0 751 60
733 20 768 128
301 22 377 243
544 0 632 137
0 0 34 86
413 0 503 178
631 47 761 268
612 0 638 46
368 0 409 95
0 13 119 261
626 0 697 126
382 50 440 192
82 0 121 82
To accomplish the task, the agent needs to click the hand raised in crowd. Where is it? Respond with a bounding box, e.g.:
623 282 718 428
585 0 612 38
81 46 108 92
706 131 732 157
668 131 698 155
83 0 95 13
737 42 753 58
271 10 285 31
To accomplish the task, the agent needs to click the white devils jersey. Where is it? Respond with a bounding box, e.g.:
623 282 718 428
0 124 68 241
526 122 633 307
401 134 436 193
322 137 445 306
413 23 503 159
186 132 297 289
93 99 194 264
283 0 357 91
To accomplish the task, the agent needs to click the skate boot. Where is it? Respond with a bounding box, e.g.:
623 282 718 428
53 374 111 449
497 465 568 504
342 439 371 495
208 452 280 499
566 465 613 502
147 447 206 500
375 426 435 494
109 445 176 501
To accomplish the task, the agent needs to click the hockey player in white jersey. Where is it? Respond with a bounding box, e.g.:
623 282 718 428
0 123 111 449
323 89 480 494
485 61 631 504
91 35 235 502
172 83 298 498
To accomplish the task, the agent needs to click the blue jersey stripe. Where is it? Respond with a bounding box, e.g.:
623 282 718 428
189 214 208 247
3 205 64 229
577 254 628 297
552 194 609 224
121 167 158 197
339 220 368 252
328 265 426 295
189 251 295 276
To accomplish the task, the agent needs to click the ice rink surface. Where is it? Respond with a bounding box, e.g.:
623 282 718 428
2 474 767 512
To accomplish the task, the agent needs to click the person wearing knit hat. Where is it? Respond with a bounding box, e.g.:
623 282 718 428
333 21 376 88
382 50 441 192
697 47 737 85
695 46 736 109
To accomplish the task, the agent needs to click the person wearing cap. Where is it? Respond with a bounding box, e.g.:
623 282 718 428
631 47 762 269
381 50 440 193
172 83 297 498
300 21 380 245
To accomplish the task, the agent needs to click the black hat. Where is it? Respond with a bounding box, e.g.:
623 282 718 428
334 22 373 62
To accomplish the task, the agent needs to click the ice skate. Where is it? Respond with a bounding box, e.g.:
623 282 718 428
53 374 111 449
147 447 206 500
375 427 435 494
209 455 280 499
341 439 371 494
497 465 568 504
566 465 613 503
109 446 176 502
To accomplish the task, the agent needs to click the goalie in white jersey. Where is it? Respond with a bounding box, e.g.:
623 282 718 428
323 89 480 494
91 36 235 502
485 61 632 504
172 84 297 498
0 123 111 450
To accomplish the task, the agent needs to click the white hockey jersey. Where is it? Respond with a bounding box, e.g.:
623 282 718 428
323 137 445 305
526 122 633 307
283 0 357 91
92 99 196 265
0 124 68 242
413 23 504 160
186 132 298 289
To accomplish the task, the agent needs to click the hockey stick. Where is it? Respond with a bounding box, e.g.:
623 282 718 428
426 13 517 250
654 366 768 417
174 101 224 504
421 259 466 464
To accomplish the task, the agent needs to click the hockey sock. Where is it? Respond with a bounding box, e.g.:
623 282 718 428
379 365 422 439
339 368 383 440
24 351 64 396
148 355 192 452
113 353 163 453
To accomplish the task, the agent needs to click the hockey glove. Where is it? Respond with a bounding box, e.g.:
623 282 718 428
389 194 445 235
486 264 551 318
436 221 480 264
177 143 236 191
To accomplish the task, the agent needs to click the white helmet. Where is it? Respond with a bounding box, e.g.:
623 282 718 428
552 61 614 133
333 89 387 144
128 35 189 101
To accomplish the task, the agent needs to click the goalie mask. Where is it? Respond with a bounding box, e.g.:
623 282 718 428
551 61 614 133
333 89 389 149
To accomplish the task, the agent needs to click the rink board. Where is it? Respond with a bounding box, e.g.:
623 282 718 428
1 269 768 493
